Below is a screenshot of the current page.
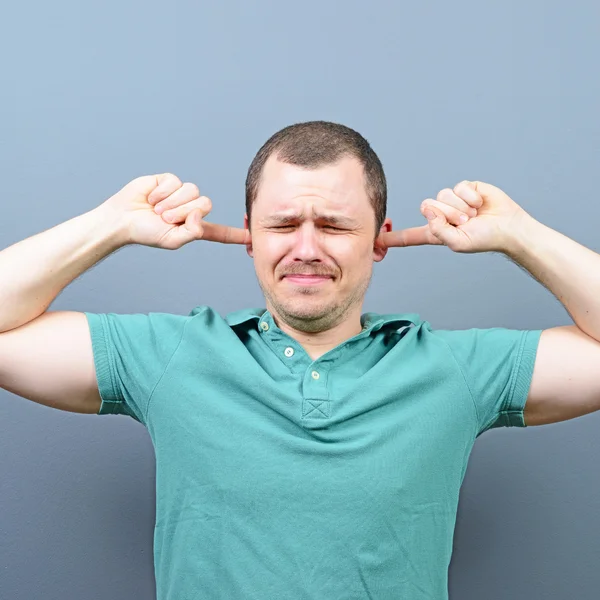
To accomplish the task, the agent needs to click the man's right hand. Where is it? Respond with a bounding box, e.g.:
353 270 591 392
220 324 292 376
102 173 251 250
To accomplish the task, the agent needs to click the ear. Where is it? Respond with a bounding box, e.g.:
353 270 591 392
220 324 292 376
373 218 392 262
244 214 253 257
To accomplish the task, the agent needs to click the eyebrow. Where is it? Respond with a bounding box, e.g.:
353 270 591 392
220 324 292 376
260 213 359 228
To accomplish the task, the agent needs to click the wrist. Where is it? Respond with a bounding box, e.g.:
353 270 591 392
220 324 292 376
90 203 132 249
500 210 539 259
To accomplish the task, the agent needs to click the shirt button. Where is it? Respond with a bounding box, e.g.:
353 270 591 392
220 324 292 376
311 370 320 380
260 321 269 331
284 347 294 357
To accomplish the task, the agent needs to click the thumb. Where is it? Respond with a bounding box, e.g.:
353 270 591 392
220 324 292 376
423 206 462 248
166 209 206 248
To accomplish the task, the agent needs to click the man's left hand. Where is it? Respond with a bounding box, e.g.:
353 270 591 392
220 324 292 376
377 181 530 254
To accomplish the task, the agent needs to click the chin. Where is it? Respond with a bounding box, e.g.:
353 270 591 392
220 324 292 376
277 293 355 326
280 298 331 318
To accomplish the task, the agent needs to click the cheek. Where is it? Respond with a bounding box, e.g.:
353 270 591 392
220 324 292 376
330 238 368 263
253 236 289 270
335 240 374 280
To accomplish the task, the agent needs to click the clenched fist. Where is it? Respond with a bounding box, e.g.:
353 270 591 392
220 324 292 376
101 173 250 250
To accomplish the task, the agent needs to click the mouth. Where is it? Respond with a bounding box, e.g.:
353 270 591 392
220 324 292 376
282 275 333 285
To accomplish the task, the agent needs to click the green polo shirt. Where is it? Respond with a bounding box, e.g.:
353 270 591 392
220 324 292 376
84 305 542 600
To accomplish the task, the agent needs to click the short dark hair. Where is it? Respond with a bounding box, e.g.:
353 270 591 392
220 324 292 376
245 121 387 235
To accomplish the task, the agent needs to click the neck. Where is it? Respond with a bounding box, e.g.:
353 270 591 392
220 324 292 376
267 304 364 361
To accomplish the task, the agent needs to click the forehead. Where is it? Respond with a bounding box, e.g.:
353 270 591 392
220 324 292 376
253 154 370 216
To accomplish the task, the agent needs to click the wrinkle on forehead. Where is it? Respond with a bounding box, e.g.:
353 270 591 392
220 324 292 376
268 180 362 207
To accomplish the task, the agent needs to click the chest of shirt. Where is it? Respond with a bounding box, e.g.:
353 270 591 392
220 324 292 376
146 341 477 531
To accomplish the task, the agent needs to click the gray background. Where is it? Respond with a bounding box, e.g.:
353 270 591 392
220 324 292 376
1 0 599 598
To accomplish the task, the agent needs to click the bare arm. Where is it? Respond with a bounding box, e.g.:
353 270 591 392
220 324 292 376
0 206 127 334
0 311 103 413
0 205 129 412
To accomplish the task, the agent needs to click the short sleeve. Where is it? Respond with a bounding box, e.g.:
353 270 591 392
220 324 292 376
434 327 543 437
84 312 188 425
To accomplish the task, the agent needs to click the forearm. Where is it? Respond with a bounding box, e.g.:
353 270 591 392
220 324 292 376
504 212 600 340
0 205 129 333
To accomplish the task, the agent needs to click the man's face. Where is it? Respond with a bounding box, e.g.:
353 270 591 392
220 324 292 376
245 154 390 332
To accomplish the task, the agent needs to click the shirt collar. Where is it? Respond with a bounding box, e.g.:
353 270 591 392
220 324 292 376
224 307 421 333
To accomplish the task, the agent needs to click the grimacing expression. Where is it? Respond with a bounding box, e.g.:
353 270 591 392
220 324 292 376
244 155 391 332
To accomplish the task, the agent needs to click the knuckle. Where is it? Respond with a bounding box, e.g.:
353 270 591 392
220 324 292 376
162 172 178 182
436 188 451 202
162 173 183 190
184 182 200 197
199 195 212 213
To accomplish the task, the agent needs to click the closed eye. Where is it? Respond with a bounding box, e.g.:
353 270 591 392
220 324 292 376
267 224 347 232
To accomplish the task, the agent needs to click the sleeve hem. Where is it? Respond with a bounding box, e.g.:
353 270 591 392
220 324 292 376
84 312 123 415
504 328 544 428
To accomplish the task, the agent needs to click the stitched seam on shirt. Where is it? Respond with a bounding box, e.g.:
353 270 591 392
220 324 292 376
504 329 527 418
480 330 528 431
304 399 329 417
144 317 190 423
437 335 479 443
100 314 121 413
479 330 527 430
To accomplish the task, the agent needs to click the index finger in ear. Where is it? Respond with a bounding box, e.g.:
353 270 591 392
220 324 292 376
377 225 441 248
200 222 251 245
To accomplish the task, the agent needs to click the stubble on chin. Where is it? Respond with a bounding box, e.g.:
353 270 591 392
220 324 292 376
259 276 371 334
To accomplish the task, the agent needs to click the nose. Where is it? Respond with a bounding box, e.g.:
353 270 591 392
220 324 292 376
291 222 323 262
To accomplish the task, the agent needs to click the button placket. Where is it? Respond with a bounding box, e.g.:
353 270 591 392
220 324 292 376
304 361 328 393
257 313 312 374
302 362 330 420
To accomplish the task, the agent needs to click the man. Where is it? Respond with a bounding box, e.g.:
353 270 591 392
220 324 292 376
1 120 598 599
